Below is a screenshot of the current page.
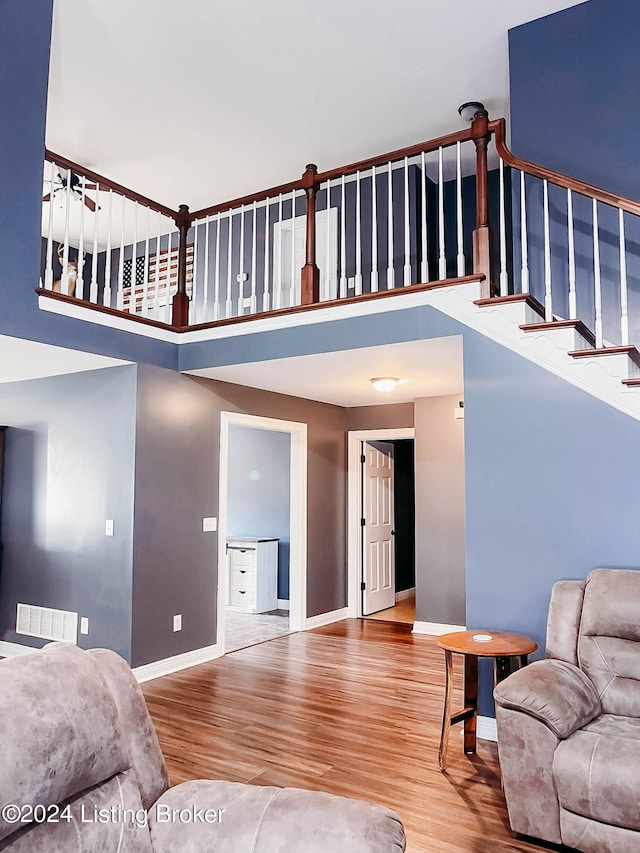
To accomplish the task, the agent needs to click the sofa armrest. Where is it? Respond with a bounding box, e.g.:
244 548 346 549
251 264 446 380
493 659 601 739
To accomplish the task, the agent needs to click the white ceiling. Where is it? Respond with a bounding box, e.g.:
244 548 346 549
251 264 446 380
46 0 585 212
188 337 463 407
0 335 128 384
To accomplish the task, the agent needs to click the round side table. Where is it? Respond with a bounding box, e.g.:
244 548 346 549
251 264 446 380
436 630 538 770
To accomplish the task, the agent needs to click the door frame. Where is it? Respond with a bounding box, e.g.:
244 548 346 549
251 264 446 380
217 411 308 653
347 428 415 618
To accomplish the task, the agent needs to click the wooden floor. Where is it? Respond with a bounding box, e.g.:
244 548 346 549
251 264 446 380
143 620 563 853
365 592 416 623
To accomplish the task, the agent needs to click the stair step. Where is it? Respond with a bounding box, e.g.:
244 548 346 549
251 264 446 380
569 345 640 382
621 378 640 387
520 319 596 350
475 293 545 325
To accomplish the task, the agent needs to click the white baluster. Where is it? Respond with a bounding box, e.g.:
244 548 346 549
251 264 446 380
520 170 529 293
499 159 508 295
226 210 233 318
103 189 113 308
438 148 446 280
191 215 199 323
290 191 297 306
130 201 138 313
251 200 257 313
340 176 347 297
276 194 283 309
263 201 270 311
77 175 85 298
403 156 411 285
420 152 428 283
44 161 55 289
117 196 126 311
153 211 163 320
619 208 629 346
214 213 221 321
238 204 245 315
387 162 395 289
62 168 71 295
371 168 378 292
142 206 151 317
325 182 332 298
90 180 99 304
567 189 577 319
593 199 603 348
543 180 552 322
355 171 362 294
202 216 210 323
456 142 465 277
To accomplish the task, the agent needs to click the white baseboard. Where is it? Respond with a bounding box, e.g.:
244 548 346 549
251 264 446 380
412 621 466 636
0 640 40 657
477 715 497 742
277 599 290 611
395 587 415 602
305 607 348 630
133 643 221 683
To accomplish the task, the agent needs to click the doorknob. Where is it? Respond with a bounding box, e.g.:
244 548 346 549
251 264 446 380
391 529 395 536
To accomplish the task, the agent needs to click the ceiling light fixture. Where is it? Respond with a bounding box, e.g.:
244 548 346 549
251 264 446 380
370 377 400 393
457 101 487 122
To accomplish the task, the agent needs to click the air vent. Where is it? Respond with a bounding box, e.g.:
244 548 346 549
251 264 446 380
16 604 78 644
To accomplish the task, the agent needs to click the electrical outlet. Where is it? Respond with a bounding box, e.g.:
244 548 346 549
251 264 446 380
202 517 217 532
80 617 89 635
173 614 182 632
105 519 114 536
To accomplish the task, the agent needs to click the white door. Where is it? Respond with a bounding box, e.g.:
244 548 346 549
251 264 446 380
272 208 338 307
362 441 395 615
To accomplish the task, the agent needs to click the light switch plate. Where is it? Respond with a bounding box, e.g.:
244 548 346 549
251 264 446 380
80 617 89 635
202 517 217 532
173 614 182 632
105 519 114 536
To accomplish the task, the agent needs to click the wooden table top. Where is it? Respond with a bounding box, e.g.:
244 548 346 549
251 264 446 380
437 630 538 657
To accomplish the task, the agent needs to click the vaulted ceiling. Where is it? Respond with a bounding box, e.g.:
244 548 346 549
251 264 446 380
46 0 585 211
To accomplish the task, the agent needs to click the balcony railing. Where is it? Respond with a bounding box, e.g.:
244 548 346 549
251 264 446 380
39 110 640 354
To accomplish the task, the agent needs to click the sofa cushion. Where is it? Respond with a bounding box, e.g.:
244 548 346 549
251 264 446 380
578 569 640 715
0 644 128 844
554 717 640 832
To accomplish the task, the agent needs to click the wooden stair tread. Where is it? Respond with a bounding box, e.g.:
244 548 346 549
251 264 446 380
474 293 545 317
622 378 640 386
520 319 596 348
569 345 640 369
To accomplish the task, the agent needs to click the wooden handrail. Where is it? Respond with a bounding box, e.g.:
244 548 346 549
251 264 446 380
189 126 475 221
45 149 179 219
489 119 640 217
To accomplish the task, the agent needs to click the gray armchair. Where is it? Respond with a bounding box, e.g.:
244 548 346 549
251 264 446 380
0 643 405 852
494 568 640 853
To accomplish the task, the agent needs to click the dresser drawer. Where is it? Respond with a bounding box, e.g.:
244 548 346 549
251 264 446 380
231 567 254 589
229 586 255 608
228 546 257 568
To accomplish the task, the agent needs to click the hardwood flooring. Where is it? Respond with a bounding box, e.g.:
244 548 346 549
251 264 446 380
364 591 416 624
142 619 565 853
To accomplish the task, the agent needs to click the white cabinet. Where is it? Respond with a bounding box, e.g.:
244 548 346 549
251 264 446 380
226 537 278 614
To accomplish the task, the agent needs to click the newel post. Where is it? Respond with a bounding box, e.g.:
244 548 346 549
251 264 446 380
301 164 320 305
172 203 192 327
471 107 494 298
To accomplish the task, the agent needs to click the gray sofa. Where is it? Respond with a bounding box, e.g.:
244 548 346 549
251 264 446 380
493 568 640 853
0 643 405 852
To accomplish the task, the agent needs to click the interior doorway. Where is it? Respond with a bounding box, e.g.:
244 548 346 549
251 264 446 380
218 412 307 654
347 428 415 624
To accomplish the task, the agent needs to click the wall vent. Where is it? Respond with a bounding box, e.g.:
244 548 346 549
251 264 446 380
16 603 78 644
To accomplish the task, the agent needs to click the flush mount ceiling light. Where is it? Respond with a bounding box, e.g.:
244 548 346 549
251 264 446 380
457 101 486 122
370 377 400 393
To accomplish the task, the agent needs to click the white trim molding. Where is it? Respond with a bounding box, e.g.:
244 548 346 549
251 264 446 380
0 640 40 657
395 587 415 602
477 715 498 742
133 643 221 683
277 599 290 611
305 607 348 630
412 621 466 636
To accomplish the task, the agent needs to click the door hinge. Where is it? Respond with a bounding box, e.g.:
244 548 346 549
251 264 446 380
360 454 365 463
361 581 366 591
360 518 366 526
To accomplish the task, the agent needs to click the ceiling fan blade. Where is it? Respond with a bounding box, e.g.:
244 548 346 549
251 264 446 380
83 195 97 212
84 182 98 190
42 193 52 202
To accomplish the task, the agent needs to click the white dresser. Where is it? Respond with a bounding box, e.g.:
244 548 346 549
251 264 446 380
226 537 279 613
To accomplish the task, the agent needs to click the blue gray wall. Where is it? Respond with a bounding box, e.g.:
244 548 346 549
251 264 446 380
0 365 137 660
509 0 640 201
227 424 291 601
